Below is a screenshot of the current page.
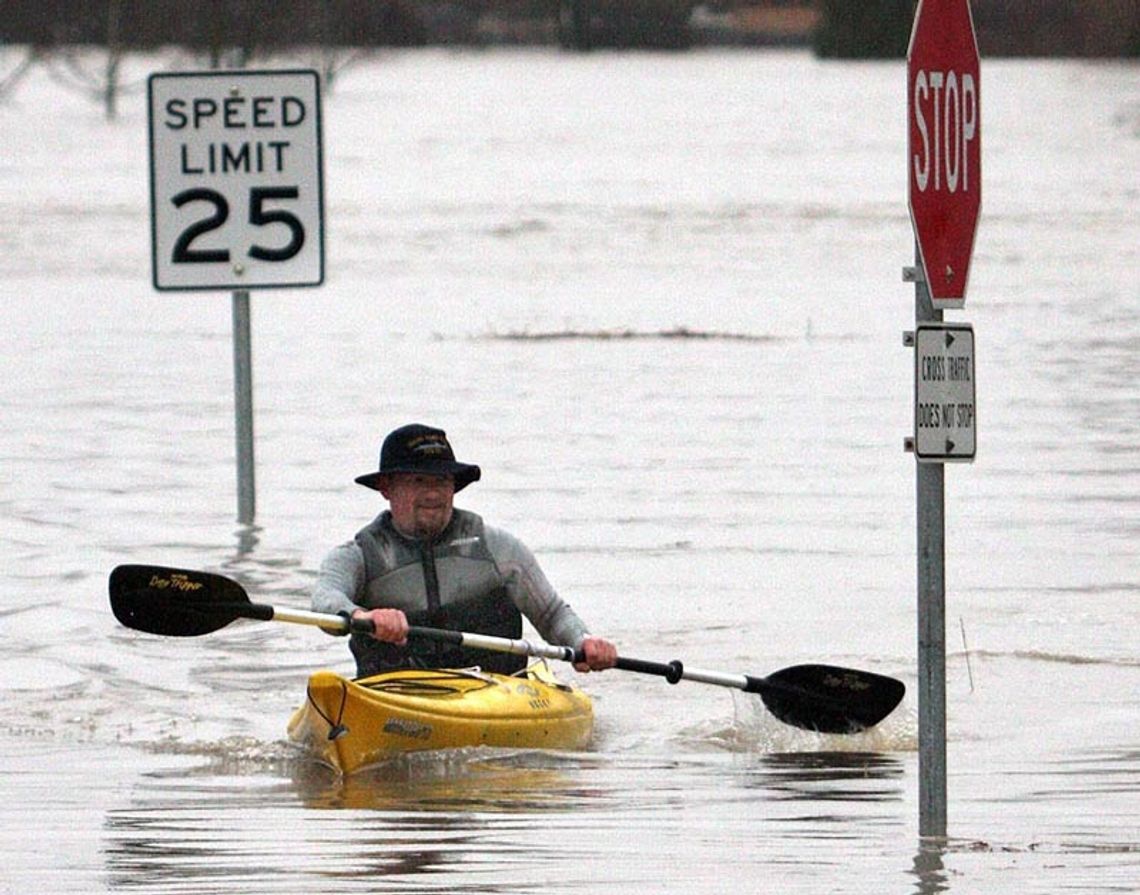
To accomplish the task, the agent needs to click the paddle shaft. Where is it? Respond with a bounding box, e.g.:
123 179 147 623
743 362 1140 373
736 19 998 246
261 604 583 663
447 636 771 695
254 604 768 690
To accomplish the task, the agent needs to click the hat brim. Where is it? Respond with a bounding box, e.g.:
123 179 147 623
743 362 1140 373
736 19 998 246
355 462 481 493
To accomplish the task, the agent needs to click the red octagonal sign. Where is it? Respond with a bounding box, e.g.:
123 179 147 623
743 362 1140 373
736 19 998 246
907 0 981 308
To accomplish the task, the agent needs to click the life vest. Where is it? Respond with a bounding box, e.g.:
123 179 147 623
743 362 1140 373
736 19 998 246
349 509 524 676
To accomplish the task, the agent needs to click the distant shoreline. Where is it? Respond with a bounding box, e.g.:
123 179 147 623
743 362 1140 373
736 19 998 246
2 2 1137 59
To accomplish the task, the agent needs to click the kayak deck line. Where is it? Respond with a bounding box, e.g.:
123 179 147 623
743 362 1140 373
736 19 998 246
308 668 506 742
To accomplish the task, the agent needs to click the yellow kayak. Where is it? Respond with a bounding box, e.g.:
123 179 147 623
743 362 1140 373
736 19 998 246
287 661 594 774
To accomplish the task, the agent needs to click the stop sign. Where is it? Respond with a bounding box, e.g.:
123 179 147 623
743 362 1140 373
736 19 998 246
907 0 981 308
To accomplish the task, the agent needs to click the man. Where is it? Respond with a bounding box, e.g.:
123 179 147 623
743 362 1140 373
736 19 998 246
312 423 618 678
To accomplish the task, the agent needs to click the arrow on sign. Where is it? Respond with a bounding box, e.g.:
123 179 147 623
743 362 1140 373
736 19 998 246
946 439 956 452
945 332 956 348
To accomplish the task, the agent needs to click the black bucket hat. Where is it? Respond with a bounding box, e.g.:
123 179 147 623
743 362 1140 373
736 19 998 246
355 424 481 492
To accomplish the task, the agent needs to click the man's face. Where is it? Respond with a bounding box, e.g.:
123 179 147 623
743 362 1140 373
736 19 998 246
379 473 455 539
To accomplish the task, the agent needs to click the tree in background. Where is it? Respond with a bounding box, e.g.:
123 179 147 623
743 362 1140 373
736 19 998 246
0 45 38 102
813 0 913 59
972 0 1140 57
0 0 426 110
42 0 136 119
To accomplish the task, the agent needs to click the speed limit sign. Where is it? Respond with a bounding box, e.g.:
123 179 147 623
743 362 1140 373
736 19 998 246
148 69 324 291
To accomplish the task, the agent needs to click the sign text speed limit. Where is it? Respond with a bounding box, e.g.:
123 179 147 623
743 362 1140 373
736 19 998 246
148 70 324 291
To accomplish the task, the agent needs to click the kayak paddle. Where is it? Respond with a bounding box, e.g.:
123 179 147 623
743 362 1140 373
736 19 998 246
109 563 905 734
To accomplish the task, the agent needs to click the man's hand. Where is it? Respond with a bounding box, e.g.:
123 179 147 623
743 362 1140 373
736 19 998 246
574 636 618 672
352 607 409 644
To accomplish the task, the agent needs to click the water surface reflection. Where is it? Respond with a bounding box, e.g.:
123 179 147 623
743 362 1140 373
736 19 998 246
103 748 911 893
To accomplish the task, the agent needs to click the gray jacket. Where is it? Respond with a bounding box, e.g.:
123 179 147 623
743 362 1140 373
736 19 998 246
312 508 590 676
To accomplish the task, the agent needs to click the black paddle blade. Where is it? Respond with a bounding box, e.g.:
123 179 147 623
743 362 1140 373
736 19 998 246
750 664 906 734
109 564 254 637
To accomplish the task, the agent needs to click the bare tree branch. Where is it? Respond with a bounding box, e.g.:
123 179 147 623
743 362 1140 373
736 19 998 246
0 45 39 101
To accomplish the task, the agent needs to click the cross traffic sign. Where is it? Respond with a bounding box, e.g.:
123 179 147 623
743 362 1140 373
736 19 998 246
914 323 976 462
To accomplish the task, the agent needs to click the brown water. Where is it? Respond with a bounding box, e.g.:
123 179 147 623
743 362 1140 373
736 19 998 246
1 49 1137 893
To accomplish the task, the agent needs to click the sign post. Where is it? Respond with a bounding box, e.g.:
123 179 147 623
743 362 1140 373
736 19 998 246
905 0 981 839
148 69 325 524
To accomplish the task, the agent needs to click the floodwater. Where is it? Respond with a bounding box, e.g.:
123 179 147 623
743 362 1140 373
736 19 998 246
1 48 1137 893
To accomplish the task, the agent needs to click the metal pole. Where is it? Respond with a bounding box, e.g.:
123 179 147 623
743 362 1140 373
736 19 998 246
913 247 947 838
232 289 256 524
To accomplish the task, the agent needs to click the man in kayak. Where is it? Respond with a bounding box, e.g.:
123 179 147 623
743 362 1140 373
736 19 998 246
312 423 618 677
